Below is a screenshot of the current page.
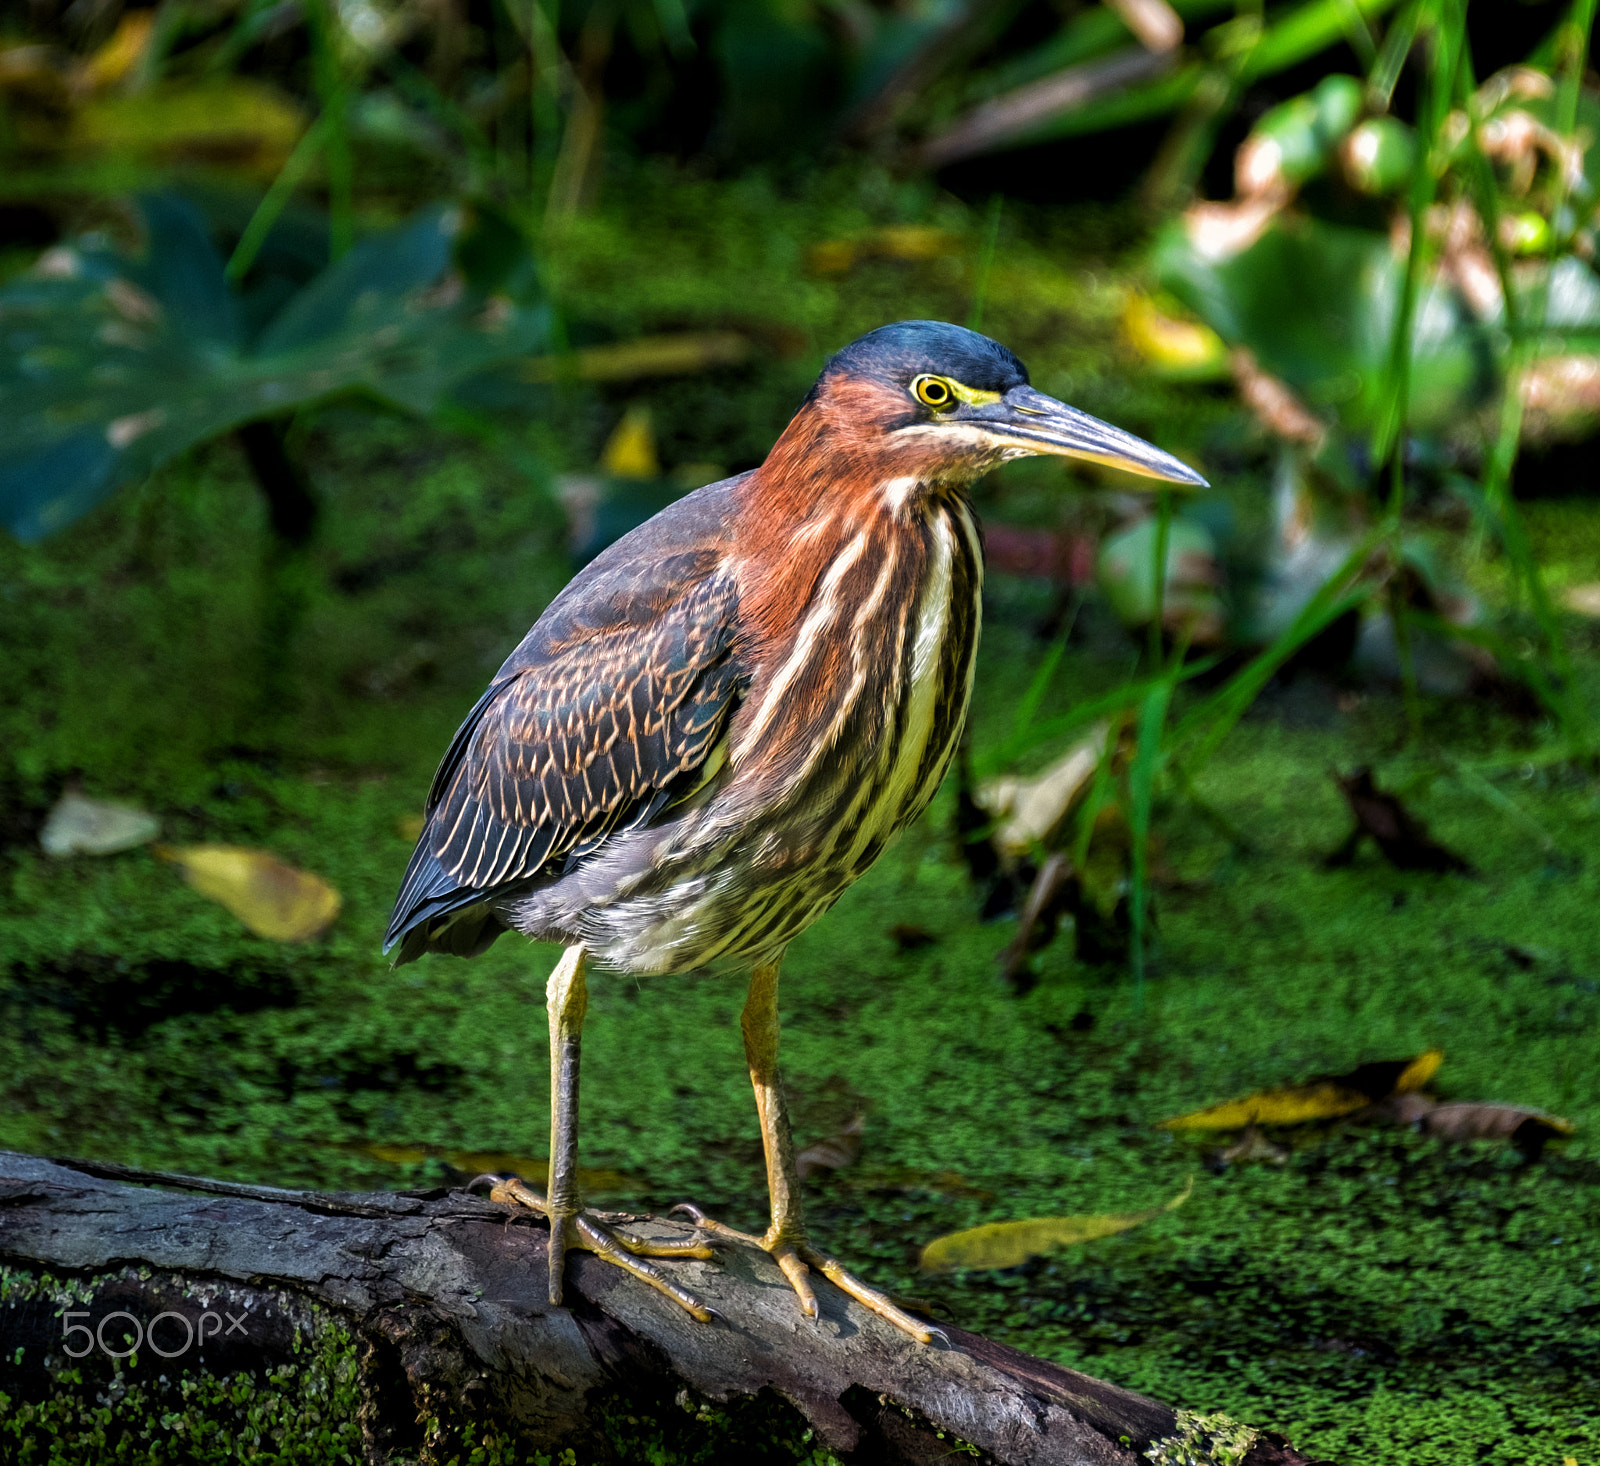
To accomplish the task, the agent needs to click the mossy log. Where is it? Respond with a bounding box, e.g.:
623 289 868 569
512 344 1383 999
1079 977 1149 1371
0 1152 1323 1465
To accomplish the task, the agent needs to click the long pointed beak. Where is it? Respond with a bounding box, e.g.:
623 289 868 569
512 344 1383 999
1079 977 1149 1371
967 385 1208 487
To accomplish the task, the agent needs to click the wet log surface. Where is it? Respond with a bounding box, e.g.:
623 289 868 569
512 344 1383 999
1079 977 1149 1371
0 1151 1325 1464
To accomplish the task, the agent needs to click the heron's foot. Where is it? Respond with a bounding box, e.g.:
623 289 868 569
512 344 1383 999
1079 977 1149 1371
482 1175 719 1322
671 1204 945 1346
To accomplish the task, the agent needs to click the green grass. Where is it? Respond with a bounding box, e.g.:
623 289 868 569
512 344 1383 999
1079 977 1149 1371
1 174 1598 1465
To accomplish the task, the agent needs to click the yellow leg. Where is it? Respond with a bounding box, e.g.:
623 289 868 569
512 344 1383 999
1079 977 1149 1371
677 962 943 1345
489 945 717 1321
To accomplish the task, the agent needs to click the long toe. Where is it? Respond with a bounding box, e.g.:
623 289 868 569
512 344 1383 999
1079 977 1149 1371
675 1206 941 1339
798 1243 946 1346
484 1178 719 1323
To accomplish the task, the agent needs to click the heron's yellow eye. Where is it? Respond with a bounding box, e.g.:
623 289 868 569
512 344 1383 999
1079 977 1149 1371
913 375 954 410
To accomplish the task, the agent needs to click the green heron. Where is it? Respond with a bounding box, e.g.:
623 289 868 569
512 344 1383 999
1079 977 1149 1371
386 320 1204 1341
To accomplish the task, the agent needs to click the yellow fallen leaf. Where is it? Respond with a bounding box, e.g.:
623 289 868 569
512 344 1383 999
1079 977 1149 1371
396 814 426 841
1159 1080 1370 1130
1395 1048 1443 1093
522 331 751 384
919 1176 1191 1272
805 227 961 275
1161 1049 1447 1130
155 844 340 943
73 10 154 94
72 79 306 175
1122 294 1228 378
600 404 659 479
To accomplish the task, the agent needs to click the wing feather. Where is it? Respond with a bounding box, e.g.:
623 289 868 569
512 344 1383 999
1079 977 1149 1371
385 496 745 962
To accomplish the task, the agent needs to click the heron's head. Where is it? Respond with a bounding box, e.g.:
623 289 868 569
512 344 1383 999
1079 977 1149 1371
809 319 1207 489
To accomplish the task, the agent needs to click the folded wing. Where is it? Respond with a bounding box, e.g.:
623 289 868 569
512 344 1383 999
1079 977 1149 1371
385 528 743 964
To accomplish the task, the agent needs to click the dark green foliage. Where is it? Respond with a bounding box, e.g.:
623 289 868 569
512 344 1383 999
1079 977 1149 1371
1157 217 1498 437
0 196 550 541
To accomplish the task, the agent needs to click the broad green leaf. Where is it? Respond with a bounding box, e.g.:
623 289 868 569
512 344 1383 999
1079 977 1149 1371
1097 514 1224 640
920 1177 1191 1272
0 198 552 541
1155 215 1494 436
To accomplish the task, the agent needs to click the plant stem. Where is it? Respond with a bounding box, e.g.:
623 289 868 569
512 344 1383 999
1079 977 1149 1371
1149 490 1172 668
307 0 354 260
225 118 328 282
967 195 1004 333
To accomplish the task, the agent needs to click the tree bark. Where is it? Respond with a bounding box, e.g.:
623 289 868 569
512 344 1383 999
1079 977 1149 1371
0 1151 1324 1465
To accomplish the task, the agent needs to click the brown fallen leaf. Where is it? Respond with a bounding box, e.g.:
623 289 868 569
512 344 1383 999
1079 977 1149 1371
39 791 160 857
795 1115 864 1181
1217 1124 1291 1167
1325 768 1473 875
1160 1049 1444 1130
919 1176 1191 1273
155 844 341 942
977 728 1106 858
1367 1091 1441 1127
997 851 1074 994
890 923 937 951
1231 347 1327 447
1418 1103 1575 1144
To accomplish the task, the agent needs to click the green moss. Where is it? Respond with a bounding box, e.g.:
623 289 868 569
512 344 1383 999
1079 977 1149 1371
1 175 1597 1464
0 1268 364 1465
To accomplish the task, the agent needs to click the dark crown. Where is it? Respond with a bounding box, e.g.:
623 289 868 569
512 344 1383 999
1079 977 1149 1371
819 320 1029 395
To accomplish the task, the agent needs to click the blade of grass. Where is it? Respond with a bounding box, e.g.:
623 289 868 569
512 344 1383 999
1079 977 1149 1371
1071 719 1123 875
967 195 1004 333
1128 681 1171 1007
377 46 501 187
1012 622 1074 744
982 656 1221 774
1447 760 1558 854
1462 0 1594 754
1371 0 1465 476
225 117 327 283
1149 490 1173 668
306 0 354 260
1367 0 1420 108
1171 524 1386 779
1372 0 1466 742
